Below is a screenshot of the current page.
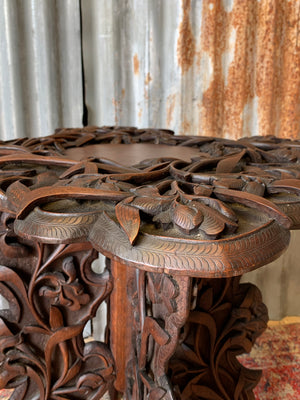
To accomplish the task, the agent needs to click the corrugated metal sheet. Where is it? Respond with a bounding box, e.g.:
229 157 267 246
0 0 299 319
0 0 83 139
81 0 300 319
82 0 300 139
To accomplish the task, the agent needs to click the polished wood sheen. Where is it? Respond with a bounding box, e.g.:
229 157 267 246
0 126 298 399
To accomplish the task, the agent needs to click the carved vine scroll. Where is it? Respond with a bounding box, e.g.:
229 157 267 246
169 277 268 400
0 226 114 399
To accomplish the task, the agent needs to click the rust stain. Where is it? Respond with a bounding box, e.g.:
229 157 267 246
255 0 285 138
133 54 140 75
112 89 127 125
200 0 259 139
198 0 300 139
253 0 300 139
112 98 119 125
180 118 192 135
144 87 149 100
138 108 143 121
276 0 300 139
177 0 196 74
166 94 177 126
144 72 152 85
200 0 227 137
225 0 258 138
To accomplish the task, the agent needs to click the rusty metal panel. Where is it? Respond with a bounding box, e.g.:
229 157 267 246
0 0 83 139
82 0 300 139
81 0 300 319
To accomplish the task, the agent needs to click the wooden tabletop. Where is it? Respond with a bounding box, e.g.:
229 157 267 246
0 126 299 277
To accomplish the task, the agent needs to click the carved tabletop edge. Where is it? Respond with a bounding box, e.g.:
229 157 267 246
0 126 299 277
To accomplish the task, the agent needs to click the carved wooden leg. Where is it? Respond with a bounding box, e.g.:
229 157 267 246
168 277 269 400
109 265 268 399
0 233 115 399
109 260 192 400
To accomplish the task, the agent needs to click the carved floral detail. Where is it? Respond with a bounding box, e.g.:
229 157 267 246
0 242 114 399
39 256 90 311
169 277 268 400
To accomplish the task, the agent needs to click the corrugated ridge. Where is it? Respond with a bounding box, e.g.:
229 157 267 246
0 0 83 139
82 0 300 139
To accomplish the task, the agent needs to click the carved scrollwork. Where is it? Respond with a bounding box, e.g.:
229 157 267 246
0 238 114 399
168 277 268 400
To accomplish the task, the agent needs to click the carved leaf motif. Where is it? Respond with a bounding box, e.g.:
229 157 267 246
172 203 203 234
214 187 291 229
57 359 81 388
216 150 246 173
243 181 265 196
133 186 161 196
196 204 225 237
5 180 30 212
115 197 140 244
268 178 300 194
131 196 165 215
49 305 64 330
191 198 238 223
213 178 245 190
198 287 214 311
45 324 84 394
193 185 213 196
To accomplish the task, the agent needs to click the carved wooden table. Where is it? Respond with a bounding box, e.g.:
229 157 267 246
0 127 298 400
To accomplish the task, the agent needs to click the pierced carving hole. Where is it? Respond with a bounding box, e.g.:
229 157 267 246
91 253 108 342
5 218 15 230
83 320 92 339
91 253 106 274
92 301 107 342
4 235 22 247
0 293 9 310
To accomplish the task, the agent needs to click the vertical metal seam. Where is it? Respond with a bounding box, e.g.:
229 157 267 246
79 0 88 126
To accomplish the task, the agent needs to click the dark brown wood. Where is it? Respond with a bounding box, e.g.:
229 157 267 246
0 240 114 399
169 277 268 400
0 126 298 399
